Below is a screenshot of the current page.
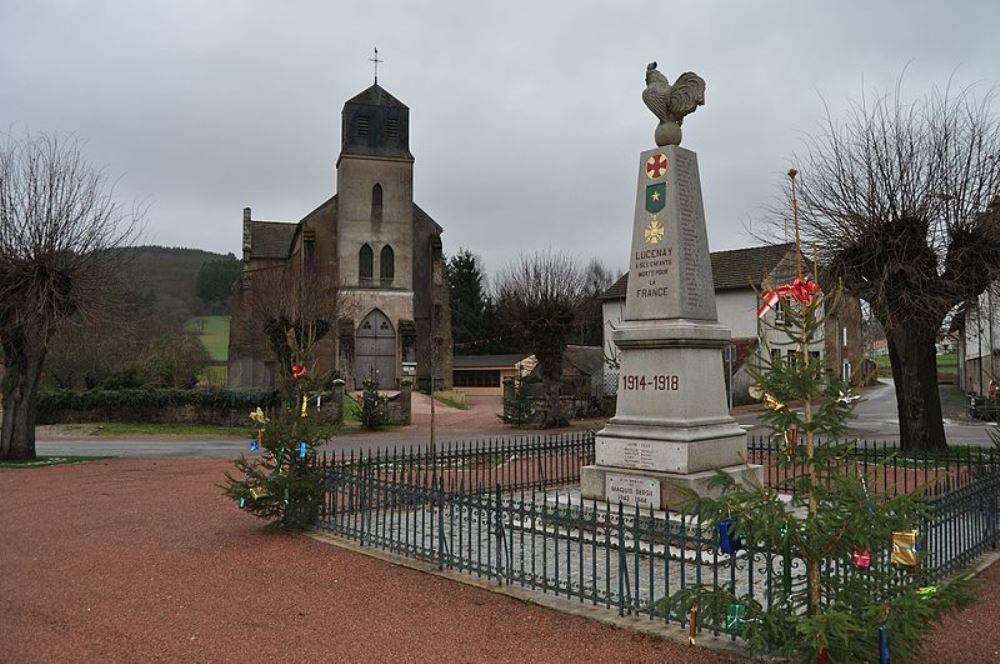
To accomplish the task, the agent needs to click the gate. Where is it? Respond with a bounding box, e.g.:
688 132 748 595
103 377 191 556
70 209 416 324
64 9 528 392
356 309 397 389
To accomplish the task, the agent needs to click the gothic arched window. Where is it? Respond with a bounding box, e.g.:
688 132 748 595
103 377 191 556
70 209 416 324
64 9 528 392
371 183 383 224
380 244 395 283
359 244 373 283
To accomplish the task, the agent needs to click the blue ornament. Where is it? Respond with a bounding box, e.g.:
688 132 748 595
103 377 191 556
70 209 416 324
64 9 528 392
879 624 890 663
298 441 308 459
719 518 742 555
250 439 259 452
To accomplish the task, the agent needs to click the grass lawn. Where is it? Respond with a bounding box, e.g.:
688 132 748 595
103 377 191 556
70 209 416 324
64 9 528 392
184 315 230 362
433 393 470 410
875 351 958 377
62 422 248 437
0 455 111 468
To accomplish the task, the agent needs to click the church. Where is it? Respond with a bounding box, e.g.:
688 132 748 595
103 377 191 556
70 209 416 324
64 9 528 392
227 81 453 391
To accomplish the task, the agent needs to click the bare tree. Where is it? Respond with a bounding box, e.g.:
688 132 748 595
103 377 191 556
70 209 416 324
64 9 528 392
231 262 355 377
779 83 1000 451
497 252 588 428
0 133 139 460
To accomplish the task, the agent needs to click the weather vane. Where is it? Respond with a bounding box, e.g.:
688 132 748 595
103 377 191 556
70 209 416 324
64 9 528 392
369 47 383 84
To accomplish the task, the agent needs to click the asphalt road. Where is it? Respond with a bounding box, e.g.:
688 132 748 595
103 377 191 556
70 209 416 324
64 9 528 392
35 379 995 458
735 378 995 447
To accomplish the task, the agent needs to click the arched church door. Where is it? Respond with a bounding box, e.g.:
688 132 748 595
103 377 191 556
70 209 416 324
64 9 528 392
355 310 396 389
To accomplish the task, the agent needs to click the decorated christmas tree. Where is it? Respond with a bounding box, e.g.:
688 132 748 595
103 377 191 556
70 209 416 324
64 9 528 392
662 171 974 663
223 328 331 529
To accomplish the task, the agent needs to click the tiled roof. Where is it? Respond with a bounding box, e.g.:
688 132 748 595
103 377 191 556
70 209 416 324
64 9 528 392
345 84 408 109
250 220 297 259
602 243 794 300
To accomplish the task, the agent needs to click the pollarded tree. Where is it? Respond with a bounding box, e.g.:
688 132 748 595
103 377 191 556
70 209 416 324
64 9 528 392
497 251 588 428
0 133 139 460
783 84 1000 451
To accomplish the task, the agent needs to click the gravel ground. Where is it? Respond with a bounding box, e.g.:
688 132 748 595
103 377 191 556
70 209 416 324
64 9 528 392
2 457 996 663
0 458 736 663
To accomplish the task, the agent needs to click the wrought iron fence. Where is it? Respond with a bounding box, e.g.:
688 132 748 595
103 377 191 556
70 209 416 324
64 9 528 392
313 431 1000 637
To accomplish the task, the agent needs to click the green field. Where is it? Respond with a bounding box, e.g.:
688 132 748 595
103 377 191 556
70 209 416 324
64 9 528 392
874 352 958 376
184 315 230 361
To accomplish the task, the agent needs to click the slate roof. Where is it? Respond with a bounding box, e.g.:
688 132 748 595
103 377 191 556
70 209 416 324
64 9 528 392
562 345 605 377
345 84 408 109
602 243 794 300
413 203 443 233
250 220 297 259
453 354 531 369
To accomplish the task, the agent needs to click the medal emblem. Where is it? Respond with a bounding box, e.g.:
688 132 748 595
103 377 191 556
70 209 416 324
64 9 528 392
645 153 668 179
644 216 665 244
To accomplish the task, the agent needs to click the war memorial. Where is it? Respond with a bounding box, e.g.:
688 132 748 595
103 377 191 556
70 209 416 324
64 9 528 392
580 62 762 509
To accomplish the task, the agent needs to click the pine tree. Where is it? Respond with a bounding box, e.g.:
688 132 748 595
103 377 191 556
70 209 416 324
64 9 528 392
359 368 389 429
660 171 974 663
223 327 331 529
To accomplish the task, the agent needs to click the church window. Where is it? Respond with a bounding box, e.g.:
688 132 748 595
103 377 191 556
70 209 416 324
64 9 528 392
386 118 399 140
380 244 395 284
359 244 374 283
358 115 370 136
371 183 383 224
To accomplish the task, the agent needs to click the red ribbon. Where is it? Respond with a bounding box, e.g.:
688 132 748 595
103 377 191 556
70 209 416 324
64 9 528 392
291 364 307 380
757 278 821 319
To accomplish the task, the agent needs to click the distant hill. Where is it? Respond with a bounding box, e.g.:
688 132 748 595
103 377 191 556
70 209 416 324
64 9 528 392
119 246 236 320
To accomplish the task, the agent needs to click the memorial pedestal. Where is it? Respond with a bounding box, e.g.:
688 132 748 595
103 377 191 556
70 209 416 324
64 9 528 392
582 145 761 509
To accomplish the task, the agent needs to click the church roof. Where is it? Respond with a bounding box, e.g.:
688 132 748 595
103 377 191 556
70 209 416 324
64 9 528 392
413 203 443 233
250 220 297 259
602 242 795 300
345 83 408 109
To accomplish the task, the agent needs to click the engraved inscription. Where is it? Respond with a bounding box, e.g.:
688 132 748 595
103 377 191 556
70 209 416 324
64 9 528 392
606 474 661 509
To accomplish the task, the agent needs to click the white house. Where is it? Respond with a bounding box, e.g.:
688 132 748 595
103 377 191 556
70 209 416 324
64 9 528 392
601 243 865 405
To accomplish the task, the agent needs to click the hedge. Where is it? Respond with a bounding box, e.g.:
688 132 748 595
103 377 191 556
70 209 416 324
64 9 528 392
37 387 281 425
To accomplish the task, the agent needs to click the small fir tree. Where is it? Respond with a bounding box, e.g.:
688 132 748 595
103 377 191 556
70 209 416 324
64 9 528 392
359 368 389 429
223 327 331 529
660 171 973 663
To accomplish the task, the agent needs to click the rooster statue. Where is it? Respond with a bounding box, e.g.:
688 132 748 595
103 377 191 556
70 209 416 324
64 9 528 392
642 62 706 147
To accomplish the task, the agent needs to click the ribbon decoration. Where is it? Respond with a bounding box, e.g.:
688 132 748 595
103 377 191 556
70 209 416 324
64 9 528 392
783 429 799 458
250 407 268 425
916 586 938 599
298 441 308 460
851 548 871 569
292 364 308 380
860 476 876 514
250 485 269 500
726 604 747 633
879 624 890 664
757 277 821 319
817 647 829 664
301 395 308 417
718 518 743 555
892 531 920 567
274 447 286 475
764 393 787 412
249 439 259 452
688 602 698 646
239 496 246 509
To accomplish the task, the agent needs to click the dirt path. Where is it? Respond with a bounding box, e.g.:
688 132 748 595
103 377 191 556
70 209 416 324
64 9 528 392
1 458 996 662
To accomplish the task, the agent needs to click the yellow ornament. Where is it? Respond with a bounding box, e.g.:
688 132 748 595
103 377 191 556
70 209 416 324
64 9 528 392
250 486 269 500
301 395 308 417
249 407 268 425
892 530 920 567
764 393 786 411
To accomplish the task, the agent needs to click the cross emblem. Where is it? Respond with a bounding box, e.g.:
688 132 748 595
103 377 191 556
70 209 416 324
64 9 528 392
646 153 668 179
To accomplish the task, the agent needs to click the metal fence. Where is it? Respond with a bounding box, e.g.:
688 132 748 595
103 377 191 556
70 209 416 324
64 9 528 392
314 431 1000 636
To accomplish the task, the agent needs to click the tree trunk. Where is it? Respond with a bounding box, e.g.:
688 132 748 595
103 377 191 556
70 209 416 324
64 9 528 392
0 334 45 461
886 325 948 452
537 350 568 429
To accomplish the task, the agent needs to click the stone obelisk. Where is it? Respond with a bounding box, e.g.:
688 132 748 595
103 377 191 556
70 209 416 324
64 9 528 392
580 63 761 510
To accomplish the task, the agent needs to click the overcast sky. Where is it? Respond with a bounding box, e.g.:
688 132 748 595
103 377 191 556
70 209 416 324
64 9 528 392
2 1 998 278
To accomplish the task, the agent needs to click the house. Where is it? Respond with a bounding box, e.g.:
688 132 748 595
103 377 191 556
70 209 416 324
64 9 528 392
957 292 1000 395
228 82 453 391
601 243 865 405
452 354 535 396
